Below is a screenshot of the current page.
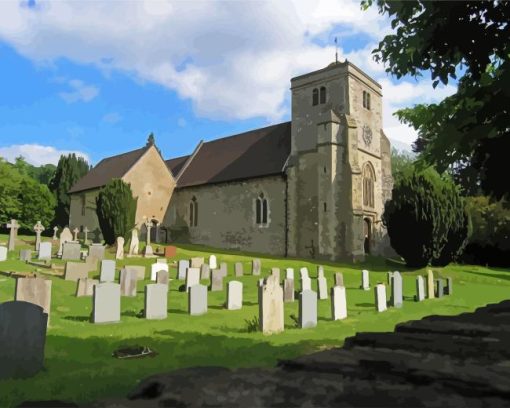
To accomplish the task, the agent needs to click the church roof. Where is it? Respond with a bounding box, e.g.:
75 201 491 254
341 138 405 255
69 146 148 193
166 121 291 188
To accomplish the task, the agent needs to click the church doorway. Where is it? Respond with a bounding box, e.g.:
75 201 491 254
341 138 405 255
363 217 371 254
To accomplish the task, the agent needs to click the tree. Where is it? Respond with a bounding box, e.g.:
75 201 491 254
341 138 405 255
95 179 137 245
364 0 510 201
49 154 90 227
382 166 468 267
13 156 56 184
391 148 413 179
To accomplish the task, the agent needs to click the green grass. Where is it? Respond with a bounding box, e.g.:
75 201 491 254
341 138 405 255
1 233 510 406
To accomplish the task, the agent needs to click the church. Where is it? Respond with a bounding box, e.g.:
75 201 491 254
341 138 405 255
69 60 393 261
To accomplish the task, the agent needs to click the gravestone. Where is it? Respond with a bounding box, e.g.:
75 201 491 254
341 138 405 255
259 274 284 334
360 269 370 290
415 276 425 302
144 284 168 320
38 242 52 261
116 237 125 260
286 268 294 280
317 274 328 300
178 260 190 280
234 262 244 277
20 249 32 262
300 276 312 292
58 227 73 256
124 265 145 281
375 283 387 312
0 301 48 379
299 290 317 329
75 278 98 297
64 262 89 282
300 267 309 279
93 283 120 323
334 272 344 287
190 257 204 268
209 255 217 269
0 246 6 261
100 260 116 282
331 285 347 320
143 219 154 257
156 270 169 286
387 271 394 285
151 262 168 281
427 270 435 299
7 219 19 251
445 277 453 295
219 262 228 277
317 265 324 278
227 281 243 310
33 221 45 251
156 258 166 264
271 267 280 282
88 244 105 261
52 226 58 240
120 268 138 297
200 263 210 280
252 259 261 276
72 227 79 241
284 278 295 302
129 228 139 255
62 242 81 260
210 269 224 292
390 272 403 308
15 277 52 321
188 284 207 315
435 279 445 298
186 267 201 292
83 227 89 244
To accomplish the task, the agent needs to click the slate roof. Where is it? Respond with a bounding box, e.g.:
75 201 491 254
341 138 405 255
167 121 291 188
69 146 148 193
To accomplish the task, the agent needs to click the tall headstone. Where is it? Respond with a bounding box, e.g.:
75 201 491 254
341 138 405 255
331 286 347 320
415 276 425 302
209 255 217 269
186 267 201 292
210 269 224 292
88 244 105 261
178 260 190 280
387 271 394 285
271 267 280 281
116 236 125 260
58 227 73 256
227 281 243 310
445 277 453 295
72 227 79 241
93 283 120 323
83 227 89 244
234 262 244 277
120 268 138 297
52 226 58 240
156 269 169 286
334 272 344 287
286 268 295 280
33 221 45 251
252 259 261 276
190 257 205 268
300 268 311 292
62 242 81 260
144 284 168 320
317 271 328 300
151 262 169 281
100 260 116 282
390 271 403 308
38 242 52 261
129 228 139 256
15 277 52 322
188 284 207 316
200 263 210 280
360 269 370 290
143 219 154 257
284 278 295 302
299 290 317 329
0 246 6 261
219 262 228 277
259 274 284 334
75 278 98 297
0 301 48 379
375 283 387 312
317 265 324 278
435 279 445 298
6 219 19 251
427 270 435 299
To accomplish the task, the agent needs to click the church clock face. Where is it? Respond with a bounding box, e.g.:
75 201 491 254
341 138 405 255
362 125 373 146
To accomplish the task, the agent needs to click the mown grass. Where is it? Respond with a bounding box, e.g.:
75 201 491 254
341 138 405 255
0 233 509 406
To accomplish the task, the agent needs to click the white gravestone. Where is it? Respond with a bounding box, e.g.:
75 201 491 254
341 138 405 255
284 279 295 302
93 283 121 323
52 226 58 240
72 227 79 241
209 255 217 270
331 286 347 320
62 242 81 260
186 267 201 292
234 262 244 277
334 272 344 287
120 268 138 297
200 264 210 280
188 284 207 316
178 260 190 280
76 278 98 297
58 227 73 256
38 242 52 261
300 268 312 292
156 270 169 286
271 267 280 282
286 268 294 280
151 262 169 281
259 274 284 334
317 271 328 300
143 219 154 257
361 269 370 290
415 276 425 302
33 221 45 251
0 246 6 262
210 269 224 292
252 259 261 276
299 290 317 329
144 284 168 320
116 236 125 260
390 272 403 308
6 219 19 252
227 281 243 310
100 260 116 282
128 228 139 256
375 283 387 312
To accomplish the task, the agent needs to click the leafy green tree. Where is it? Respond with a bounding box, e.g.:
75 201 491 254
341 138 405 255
0 159 23 224
95 179 137 245
13 156 56 184
383 166 468 267
364 0 510 201
49 154 90 227
391 148 413 179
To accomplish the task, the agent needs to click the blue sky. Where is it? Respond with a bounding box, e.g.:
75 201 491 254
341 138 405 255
0 0 455 166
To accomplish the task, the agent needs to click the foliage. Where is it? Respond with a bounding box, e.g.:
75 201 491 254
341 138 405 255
49 154 90 227
365 0 510 201
13 156 56 184
390 148 413 179
244 316 260 333
382 166 468 267
95 179 137 245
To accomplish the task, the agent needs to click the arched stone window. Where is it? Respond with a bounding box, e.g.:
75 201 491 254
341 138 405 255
256 193 268 225
362 163 376 208
189 196 198 227
366 92 371 110
312 88 319 106
319 86 326 104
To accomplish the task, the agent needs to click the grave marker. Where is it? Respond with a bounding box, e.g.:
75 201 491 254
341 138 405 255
178 260 190 280
186 267 201 292
375 283 387 312
38 242 52 261
72 227 79 241
33 221 45 251
100 260 116 282
390 272 403 308
156 270 169 286
200 263 210 280
129 228 139 255
20 249 32 262
62 242 81 260
188 284 207 315
445 277 453 295
259 274 284 334
283 278 295 302
144 284 168 320
151 262 168 281
299 290 317 329
427 270 435 299
88 244 105 261
64 262 90 282
331 286 347 320
317 274 328 300
190 257 205 268
210 269 224 292
415 276 425 302
286 268 294 280
435 279 445 298
116 236 124 260
76 278 98 297
252 259 261 276
227 281 243 310
209 255 217 269
52 226 58 240
234 262 244 277
15 277 52 321
0 246 6 261
58 227 73 256
360 269 370 290
334 272 344 287
120 268 138 297
93 283 120 323
6 219 19 251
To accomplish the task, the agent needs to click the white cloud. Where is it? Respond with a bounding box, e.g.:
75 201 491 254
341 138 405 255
102 112 122 124
0 144 90 166
59 79 99 103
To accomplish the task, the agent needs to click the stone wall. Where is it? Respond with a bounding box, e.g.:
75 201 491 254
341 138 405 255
69 189 101 233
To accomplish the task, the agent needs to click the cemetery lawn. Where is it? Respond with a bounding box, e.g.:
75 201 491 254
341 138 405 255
1 235 510 406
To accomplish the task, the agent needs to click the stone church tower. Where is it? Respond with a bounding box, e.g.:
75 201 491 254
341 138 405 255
286 61 393 261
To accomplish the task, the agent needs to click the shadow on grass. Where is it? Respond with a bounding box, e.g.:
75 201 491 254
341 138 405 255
167 308 187 315
122 310 144 318
63 315 90 322
355 303 373 308
462 269 510 282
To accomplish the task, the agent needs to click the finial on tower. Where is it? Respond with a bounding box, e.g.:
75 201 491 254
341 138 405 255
147 132 155 146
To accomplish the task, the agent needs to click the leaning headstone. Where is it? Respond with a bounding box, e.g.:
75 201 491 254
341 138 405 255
210 269 224 292
15 277 52 321
283 278 295 302
6 219 19 251
93 283 120 323
435 279 445 298
116 237 125 260
100 260 116 282
415 276 425 302
334 272 344 287
390 272 403 308
52 226 58 240
360 269 370 290
120 268 138 297
209 255 217 269
188 284 207 316
0 246 7 261
151 262 168 281
317 273 328 300
259 274 284 334
186 267 201 292
299 290 317 329
156 270 169 286
317 265 324 278
33 221 45 251
190 257 204 268
331 286 347 320
227 281 243 310
75 278 98 297
62 242 81 260
64 262 89 282
144 284 168 320
20 249 32 262
427 270 435 299
58 227 73 256
445 277 453 295
129 228 139 255
0 301 48 379
88 244 105 261
234 262 244 277
38 242 52 261
178 260 190 280
286 268 294 280
375 283 387 312
200 263 210 280
252 259 261 276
